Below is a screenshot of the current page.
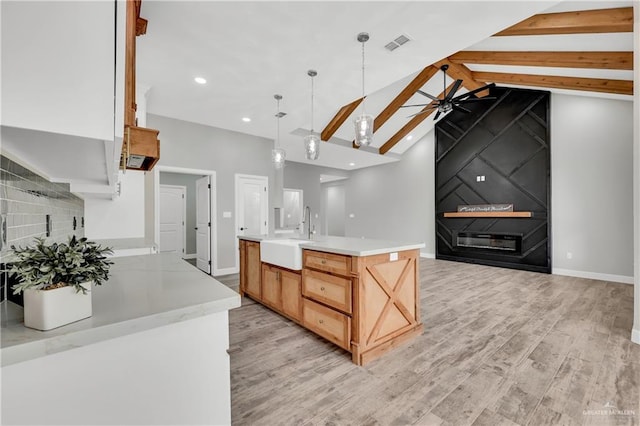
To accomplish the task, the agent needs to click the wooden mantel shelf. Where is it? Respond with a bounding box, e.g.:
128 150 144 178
444 211 533 218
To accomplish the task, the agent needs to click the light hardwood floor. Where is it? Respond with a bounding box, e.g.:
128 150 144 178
223 259 639 426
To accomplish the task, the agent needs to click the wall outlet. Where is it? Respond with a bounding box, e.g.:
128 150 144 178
566 252 573 259
349 213 355 218
222 211 232 218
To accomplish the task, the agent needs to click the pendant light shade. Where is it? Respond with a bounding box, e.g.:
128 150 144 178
304 134 320 160
272 94 286 169
354 32 373 147
304 69 320 160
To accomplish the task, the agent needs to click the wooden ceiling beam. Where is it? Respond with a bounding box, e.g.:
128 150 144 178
472 71 633 95
373 66 440 132
379 82 457 155
321 97 363 141
449 51 633 70
434 59 491 98
494 7 633 36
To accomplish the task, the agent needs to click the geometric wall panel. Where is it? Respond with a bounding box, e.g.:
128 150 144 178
435 87 551 273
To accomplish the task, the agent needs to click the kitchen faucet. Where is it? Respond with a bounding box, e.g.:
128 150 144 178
303 205 313 239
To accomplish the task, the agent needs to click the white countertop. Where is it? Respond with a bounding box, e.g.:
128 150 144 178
0 253 241 367
239 234 425 256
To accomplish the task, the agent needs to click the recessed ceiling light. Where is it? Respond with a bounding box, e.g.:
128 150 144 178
194 77 207 85
349 162 356 166
242 117 251 123
407 135 413 140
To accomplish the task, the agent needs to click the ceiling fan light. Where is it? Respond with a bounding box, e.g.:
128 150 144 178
354 113 373 147
272 148 286 169
304 134 320 160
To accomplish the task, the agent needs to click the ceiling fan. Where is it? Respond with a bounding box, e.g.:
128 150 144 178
401 64 496 120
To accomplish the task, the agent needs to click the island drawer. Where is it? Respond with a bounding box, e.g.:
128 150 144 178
303 299 351 351
302 269 352 314
303 250 352 276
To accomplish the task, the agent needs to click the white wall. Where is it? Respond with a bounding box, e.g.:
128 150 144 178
85 171 146 240
551 94 634 282
283 162 349 236
147 114 274 270
344 131 436 256
339 93 633 276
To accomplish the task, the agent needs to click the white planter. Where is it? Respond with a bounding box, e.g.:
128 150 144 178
23 283 93 331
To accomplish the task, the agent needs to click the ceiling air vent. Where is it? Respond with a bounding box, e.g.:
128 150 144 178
384 34 411 52
275 112 287 118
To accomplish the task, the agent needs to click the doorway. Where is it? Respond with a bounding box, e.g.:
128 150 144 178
153 166 217 275
324 184 346 236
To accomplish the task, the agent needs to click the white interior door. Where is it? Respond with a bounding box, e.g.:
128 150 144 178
196 176 211 274
236 175 268 237
159 186 185 255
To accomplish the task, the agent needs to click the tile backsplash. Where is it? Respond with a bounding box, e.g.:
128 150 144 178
0 155 84 301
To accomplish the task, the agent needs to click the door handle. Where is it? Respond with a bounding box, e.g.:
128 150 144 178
195 227 198 230
240 227 248 231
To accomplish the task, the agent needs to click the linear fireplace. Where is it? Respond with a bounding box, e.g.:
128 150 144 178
454 231 522 255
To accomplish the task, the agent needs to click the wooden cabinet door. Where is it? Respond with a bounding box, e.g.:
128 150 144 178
261 264 282 310
281 269 301 321
245 241 261 299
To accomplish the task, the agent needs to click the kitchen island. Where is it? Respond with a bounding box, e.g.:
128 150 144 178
239 234 425 365
1 253 240 425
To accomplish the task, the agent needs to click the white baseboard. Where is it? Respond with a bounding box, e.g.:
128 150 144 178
632 328 640 345
214 266 239 277
552 268 634 285
420 252 435 259
183 253 197 260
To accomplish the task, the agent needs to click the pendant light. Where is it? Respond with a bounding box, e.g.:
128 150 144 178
354 32 373 147
272 94 286 169
304 69 320 160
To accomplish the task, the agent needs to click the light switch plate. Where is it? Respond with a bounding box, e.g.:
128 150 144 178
390 252 398 262
223 211 232 218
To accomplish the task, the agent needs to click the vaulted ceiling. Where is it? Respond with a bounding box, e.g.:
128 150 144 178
136 1 634 171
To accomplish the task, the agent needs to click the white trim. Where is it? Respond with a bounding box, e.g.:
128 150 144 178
552 268 634 285
420 252 435 259
183 253 197 260
234 174 269 274
155 166 217 276
214 267 239 277
159 184 187 258
632 328 640 345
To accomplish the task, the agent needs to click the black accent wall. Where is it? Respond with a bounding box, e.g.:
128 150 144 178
435 87 551 273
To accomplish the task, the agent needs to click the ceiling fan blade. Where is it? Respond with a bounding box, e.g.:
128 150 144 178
416 89 440 101
433 110 442 121
457 97 497 103
400 103 435 108
452 83 496 101
453 104 471 113
445 80 463 101
406 106 437 118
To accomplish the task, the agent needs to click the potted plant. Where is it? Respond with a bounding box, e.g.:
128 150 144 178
9 236 113 331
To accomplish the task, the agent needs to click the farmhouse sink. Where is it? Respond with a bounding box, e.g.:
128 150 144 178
260 239 311 270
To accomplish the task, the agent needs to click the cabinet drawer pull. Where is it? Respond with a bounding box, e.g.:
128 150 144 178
319 319 324 324
320 286 325 291
321 260 326 264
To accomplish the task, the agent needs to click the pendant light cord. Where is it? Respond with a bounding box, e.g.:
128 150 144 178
361 40 366 114
311 76 315 133
276 97 280 148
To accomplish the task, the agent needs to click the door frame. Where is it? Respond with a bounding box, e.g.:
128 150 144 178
234 173 269 273
159 184 187 257
153 166 219 274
